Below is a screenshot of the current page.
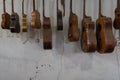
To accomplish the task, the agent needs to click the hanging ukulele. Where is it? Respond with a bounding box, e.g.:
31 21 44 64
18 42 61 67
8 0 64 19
57 0 65 30
96 0 115 53
31 0 41 29
43 0 52 49
10 0 20 33
81 0 97 52
114 0 120 29
1 0 10 29
68 0 80 42
22 0 27 32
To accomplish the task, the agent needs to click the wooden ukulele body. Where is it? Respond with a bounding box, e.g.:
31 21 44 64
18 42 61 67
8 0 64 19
81 16 97 52
43 17 52 49
22 14 27 32
1 12 10 29
68 13 80 42
114 8 120 29
10 13 20 33
96 16 115 53
57 10 63 30
31 10 41 29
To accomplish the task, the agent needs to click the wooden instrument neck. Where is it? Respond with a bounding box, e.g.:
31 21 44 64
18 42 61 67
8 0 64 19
22 0 25 15
12 0 14 13
83 0 86 17
99 0 102 17
3 0 6 13
33 0 35 11
61 0 65 16
57 0 58 12
117 0 120 9
43 0 45 18
70 0 72 13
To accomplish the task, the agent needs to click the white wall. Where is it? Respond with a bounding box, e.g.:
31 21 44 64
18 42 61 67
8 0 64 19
0 0 120 80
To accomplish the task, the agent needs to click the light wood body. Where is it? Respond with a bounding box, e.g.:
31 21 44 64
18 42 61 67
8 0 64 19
22 14 27 32
31 10 41 29
31 0 41 29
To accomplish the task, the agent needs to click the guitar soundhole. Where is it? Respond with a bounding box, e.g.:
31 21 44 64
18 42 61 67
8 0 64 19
117 14 120 17
11 16 15 20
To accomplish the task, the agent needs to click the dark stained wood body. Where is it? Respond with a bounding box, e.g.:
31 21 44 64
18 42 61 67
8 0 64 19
114 0 120 29
43 18 52 49
1 0 10 29
1 13 10 29
57 0 64 30
10 0 20 33
43 0 52 49
114 8 120 29
81 0 97 52
81 16 97 52
10 13 20 33
68 0 80 42
57 9 63 30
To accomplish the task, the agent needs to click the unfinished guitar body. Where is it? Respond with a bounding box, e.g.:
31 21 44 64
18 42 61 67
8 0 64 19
57 10 63 30
43 18 52 49
81 16 97 52
114 8 120 29
31 10 41 29
68 13 80 42
96 17 115 53
1 12 10 29
22 14 27 32
10 13 20 33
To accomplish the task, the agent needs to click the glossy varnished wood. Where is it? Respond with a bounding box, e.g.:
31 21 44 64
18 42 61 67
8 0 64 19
43 0 52 49
1 0 10 29
113 0 120 29
68 0 80 42
96 0 115 53
81 0 97 52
